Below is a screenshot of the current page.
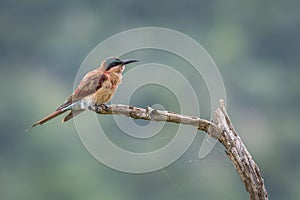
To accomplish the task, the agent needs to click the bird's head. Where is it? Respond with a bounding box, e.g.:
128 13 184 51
102 57 138 73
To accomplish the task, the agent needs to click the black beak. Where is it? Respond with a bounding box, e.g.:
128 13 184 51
122 59 139 65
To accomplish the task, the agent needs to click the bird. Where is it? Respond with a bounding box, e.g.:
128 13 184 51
26 57 138 132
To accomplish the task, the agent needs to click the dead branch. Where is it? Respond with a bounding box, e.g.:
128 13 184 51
91 100 268 200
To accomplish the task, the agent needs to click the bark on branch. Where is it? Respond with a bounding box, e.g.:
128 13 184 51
91 100 268 200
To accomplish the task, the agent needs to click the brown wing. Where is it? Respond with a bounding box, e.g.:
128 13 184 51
57 68 108 110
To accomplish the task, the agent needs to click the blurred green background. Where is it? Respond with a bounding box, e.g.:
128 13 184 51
1 0 299 199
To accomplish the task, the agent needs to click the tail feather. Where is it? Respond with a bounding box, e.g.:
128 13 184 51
62 109 85 122
26 109 66 132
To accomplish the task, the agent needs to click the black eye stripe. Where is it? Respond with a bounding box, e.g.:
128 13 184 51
106 59 122 70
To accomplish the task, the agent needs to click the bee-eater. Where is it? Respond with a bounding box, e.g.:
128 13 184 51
27 57 138 131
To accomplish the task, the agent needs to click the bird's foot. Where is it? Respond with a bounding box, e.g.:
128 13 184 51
88 103 109 112
99 104 109 112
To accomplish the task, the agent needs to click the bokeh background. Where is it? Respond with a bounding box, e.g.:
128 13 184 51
1 0 299 199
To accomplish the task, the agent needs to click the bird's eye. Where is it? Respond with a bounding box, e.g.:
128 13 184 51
105 58 122 70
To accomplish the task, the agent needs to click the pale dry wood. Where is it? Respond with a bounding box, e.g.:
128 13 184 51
213 100 268 200
91 100 268 200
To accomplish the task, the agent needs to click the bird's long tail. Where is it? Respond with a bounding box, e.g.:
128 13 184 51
62 109 84 122
26 109 67 132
